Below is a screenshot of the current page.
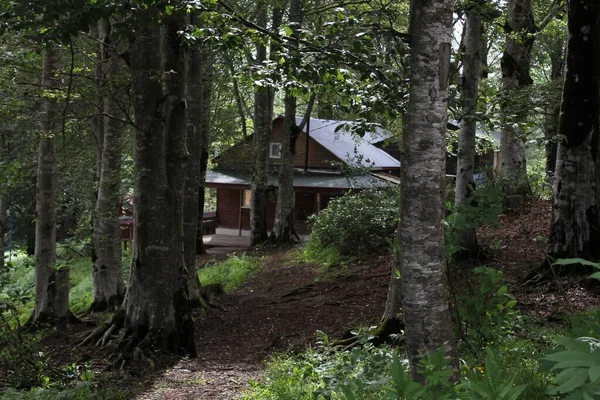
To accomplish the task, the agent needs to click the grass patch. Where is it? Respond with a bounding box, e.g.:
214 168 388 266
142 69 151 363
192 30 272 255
198 254 262 292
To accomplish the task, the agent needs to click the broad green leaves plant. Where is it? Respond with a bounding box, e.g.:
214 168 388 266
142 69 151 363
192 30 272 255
542 336 600 398
539 258 600 399
460 348 528 400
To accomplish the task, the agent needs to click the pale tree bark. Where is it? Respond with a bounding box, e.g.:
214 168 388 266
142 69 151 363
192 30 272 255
272 0 304 244
185 10 214 306
84 7 195 356
454 6 484 257
250 3 282 246
91 17 126 312
31 44 71 324
543 39 565 177
401 0 457 381
548 0 600 262
499 0 535 197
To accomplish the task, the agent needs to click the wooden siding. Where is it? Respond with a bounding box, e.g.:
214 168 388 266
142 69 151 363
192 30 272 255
216 187 344 234
216 117 344 170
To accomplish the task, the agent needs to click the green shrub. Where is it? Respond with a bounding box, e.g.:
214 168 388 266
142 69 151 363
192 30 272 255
456 267 519 349
198 254 262 292
307 187 400 257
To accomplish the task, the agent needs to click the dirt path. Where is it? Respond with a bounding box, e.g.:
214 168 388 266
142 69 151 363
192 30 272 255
137 249 391 399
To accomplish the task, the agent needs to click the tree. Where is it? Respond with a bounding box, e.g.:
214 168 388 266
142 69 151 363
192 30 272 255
271 0 315 245
548 0 600 262
85 5 195 357
499 0 535 197
185 10 214 305
90 17 126 312
30 43 72 324
250 2 282 246
400 0 457 380
454 3 485 257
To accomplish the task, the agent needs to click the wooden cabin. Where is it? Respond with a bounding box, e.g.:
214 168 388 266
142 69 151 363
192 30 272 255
205 117 401 237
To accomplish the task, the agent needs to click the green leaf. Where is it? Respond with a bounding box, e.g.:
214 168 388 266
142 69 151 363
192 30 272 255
553 368 588 394
165 5 174 15
554 258 600 268
589 365 600 382
544 351 599 370
589 272 600 281
340 385 356 400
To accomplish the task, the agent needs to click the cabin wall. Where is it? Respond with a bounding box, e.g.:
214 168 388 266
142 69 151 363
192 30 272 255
214 187 349 236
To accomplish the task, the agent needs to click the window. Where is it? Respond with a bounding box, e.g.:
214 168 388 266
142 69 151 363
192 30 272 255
242 190 252 209
270 142 281 159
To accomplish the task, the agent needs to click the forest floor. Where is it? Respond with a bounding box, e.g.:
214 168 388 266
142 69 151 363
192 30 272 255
9 198 600 399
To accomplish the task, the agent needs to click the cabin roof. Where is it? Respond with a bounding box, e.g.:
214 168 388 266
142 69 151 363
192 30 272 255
205 168 397 190
295 117 401 169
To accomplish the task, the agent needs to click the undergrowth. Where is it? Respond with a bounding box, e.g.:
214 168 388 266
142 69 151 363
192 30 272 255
198 253 262 292
242 265 600 400
1 247 131 320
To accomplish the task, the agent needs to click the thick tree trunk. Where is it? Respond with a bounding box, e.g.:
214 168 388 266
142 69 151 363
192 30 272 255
251 87 270 246
401 0 457 381
272 0 304 244
185 11 213 305
250 4 280 246
548 0 600 262
272 94 297 243
91 18 126 312
455 7 483 257
32 44 71 323
499 0 535 197
116 8 195 356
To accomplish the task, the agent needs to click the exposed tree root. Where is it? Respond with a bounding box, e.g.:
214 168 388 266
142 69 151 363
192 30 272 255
331 318 405 349
282 284 314 297
80 308 196 366
24 310 83 331
521 258 592 286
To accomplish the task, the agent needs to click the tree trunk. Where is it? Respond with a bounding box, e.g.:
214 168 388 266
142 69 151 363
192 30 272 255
91 17 126 312
272 94 297 244
185 11 213 305
272 0 304 244
32 44 71 323
544 40 565 177
548 0 600 262
454 7 484 257
250 4 281 246
401 0 457 381
499 0 535 197
251 83 271 246
117 7 195 356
